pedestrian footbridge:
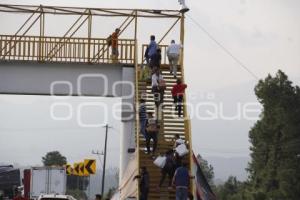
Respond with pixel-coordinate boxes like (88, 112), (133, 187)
(0, 4), (203, 199)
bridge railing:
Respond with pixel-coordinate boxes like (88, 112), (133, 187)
(0, 34), (135, 64)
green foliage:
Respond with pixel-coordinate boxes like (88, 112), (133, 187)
(216, 176), (251, 200)
(42, 151), (67, 166)
(247, 70), (300, 200)
(66, 189), (87, 200)
(216, 70), (300, 200)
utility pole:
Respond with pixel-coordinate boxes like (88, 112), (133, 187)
(101, 124), (112, 196)
(92, 150), (103, 196)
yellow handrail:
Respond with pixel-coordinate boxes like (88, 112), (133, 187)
(0, 34), (135, 64)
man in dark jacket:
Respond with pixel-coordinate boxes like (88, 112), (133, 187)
(134, 167), (150, 200)
(172, 162), (190, 200)
(139, 99), (147, 138)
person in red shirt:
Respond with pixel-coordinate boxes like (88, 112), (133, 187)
(111, 28), (120, 61)
(171, 78), (187, 117)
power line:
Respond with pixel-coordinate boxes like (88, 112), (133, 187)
(186, 13), (259, 80)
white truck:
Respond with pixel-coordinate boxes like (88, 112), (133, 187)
(29, 167), (66, 199)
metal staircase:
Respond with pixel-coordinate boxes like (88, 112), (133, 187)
(136, 64), (192, 200)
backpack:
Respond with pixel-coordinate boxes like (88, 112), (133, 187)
(146, 119), (159, 133)
(159, 79), (166, 91)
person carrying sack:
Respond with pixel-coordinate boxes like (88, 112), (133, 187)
(145, 112), (159, 156)
(158, 149), (176, 190)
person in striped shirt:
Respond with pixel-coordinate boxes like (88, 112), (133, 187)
(139, 99), (147, 138)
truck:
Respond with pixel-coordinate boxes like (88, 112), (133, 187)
(0, 165), (21, 199)
(23, 167), (66, 200)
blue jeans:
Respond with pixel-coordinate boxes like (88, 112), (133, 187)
(140, 119), (147, 138)
(176, 187), (188, 200)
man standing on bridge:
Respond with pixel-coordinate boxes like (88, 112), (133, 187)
(111, 28), (120, 62)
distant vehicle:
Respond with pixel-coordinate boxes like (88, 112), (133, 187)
(23, 167), (66, 200)
(0, 165), (21, 199)
(38, 194), (76, 200)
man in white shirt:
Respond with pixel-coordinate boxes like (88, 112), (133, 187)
(167, 40), (182, 77)
(151, 69), (165, 112)
(151, 69), (163, 88)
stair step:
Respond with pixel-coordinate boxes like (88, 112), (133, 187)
(136, 65), (190, 199)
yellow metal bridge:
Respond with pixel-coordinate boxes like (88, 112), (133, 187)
(0, 4), (193, 199)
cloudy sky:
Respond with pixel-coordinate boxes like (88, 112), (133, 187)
(0, 0), (299, 174)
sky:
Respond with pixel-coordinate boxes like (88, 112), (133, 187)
(0, 0), (300, 175)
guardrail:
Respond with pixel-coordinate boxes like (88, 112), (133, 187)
(0, 35), (135, 64)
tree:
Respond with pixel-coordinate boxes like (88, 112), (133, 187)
(42, 151), (67, 166)
(196, 154), (215, 186)
(247, 70), (300, 200)
(216, 176), (239, 200)
(216, 176), (251, 200)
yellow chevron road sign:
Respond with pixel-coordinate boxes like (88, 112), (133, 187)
(73, 163), (80, 176)
(84, 159), (96, 175)
(79, 162), (86, 176)
(65, 164), (73, 175)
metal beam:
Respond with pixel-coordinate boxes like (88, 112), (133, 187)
(39, 5), (45, 61)
(46, 9), (89, 60)
(0, 6), (40, 55)
(158, 17), (180, 44)
(0, 4), (181, 18)
(87, 10), (92, 63)
(1, 11), (42, 58)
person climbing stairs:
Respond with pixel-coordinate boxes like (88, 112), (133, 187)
(137, 64), (192, 200)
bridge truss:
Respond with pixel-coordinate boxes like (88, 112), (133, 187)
(0, 4), (194, 200)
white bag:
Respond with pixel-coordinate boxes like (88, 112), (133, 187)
(176, 143), (189, 157)
(153, 156), (166, 168)
(175, 138), (185, 146)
